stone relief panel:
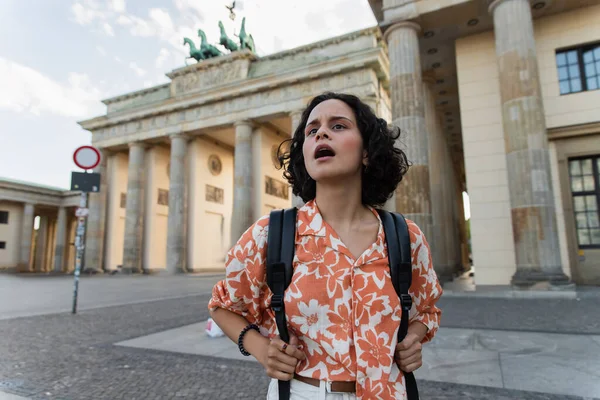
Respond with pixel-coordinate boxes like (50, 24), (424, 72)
(208, 154), (222, 176)
(206, 184), (224, 204)
(265, 176), (289, 200)
(157, 189), (169, 206)
(170, 58), (251, 96)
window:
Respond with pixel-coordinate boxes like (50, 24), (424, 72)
(0, 211), (7, 224)
(0, 241), (5, 249)
(569, 157), (600, 248)
(556, 43), (600, 95)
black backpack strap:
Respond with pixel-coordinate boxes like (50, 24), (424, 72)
(377, 209), (419, 400)
(266, 207), (297, 400)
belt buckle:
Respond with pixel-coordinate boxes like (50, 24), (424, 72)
(326, 381), (335, 393)
(326, 381), (343, 394)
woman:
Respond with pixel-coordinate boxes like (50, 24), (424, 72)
(208, 92), (442, 399)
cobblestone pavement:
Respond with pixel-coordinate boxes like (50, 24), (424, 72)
(1, 285), (599, 399)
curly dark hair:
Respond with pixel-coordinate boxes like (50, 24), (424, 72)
(277, 92), (410, 208)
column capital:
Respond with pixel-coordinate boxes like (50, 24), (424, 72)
(169, 132), (190, 141)
(128, 141), (148, 149)
(234, 119), (254, 129)
(383, 21), (421, 43)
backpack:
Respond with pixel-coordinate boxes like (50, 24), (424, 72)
(266, 207), (419, 400)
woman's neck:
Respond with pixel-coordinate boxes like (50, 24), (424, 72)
(314, 179), (369, 229)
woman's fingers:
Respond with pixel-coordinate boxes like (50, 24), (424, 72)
(270, 337), (306, 361)
(266, 368), (294, 381)
(400, 360), (423, 373)
(397, 352), (421, 367)
(267, 359), (297, 374)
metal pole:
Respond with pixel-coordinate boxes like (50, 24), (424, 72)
(72, 191), (88, 314)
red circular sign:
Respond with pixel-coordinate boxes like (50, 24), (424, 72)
(73, 146), (101, 170)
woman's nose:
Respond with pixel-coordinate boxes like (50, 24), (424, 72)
(315, 129), (329, 140)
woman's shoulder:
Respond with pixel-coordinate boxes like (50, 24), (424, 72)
(233, 214), (271, 252)
(403, 218), (429, 247)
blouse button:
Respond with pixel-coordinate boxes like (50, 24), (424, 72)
(355, 320), (359, 327)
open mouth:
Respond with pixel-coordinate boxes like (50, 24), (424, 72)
(314, 144), (336, 160)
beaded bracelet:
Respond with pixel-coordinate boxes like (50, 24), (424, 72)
(238, 323), (260, 356)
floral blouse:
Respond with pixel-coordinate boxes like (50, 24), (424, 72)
(208, 200), (442, 399)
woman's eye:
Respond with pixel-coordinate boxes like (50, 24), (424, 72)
(332, 124), (345, 130)
(307, 128), (317, 136)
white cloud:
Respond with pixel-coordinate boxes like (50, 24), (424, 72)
(143, 80), (153, 88)
(0, 57), (104, 118)
(102, 22), (115, 36)
(149, 8), (173, 32)
(110, 0), (126, 13)
(129, 62), (146, 77)
(116, 14), (131, 25)
(96, 45), (107, 56)
(71, 1), (101, 25)
(155, 48), (170, 68)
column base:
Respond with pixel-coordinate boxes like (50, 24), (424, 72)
(511, 268), (571, 288)
(435, 265), (455, 284)
(82, 267), (103, 275)
(119, 266), (143, 275)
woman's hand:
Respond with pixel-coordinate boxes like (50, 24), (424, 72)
(394, 332), (423, 373)
(261, 333), (306, 381)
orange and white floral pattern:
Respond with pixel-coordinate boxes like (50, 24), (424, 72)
(209, 200), (442, 399)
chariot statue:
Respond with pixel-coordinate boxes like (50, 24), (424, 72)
(183, 17), (256, 64)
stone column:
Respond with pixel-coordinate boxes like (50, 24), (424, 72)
(122, 142), (147, 273)
(384, 22), (432, 242)
(83, 149), (108, 273)
(19, 203), (35, 272)
(53, 207), (67, 273)
(34, 216), (49, 272)
(290, 110), (305, 208)
(423, 78), (453, 282)
(231, 121), (255, 244)
(489, 0), (569, 286)
(166, 133), (188, 274)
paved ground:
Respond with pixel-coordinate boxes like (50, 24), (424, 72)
(0, 273), (223, 320)
(1, 274), (599, 399)
(117, 321), (600, 398)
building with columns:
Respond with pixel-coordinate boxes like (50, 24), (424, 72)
(0, 179), (80, 273)
(1, 0), (599, 287)
(369, 0), (600, 286)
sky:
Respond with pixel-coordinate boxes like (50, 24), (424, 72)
(0, 0), (377, 189)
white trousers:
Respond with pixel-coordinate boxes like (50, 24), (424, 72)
(267, 378), (357, 400)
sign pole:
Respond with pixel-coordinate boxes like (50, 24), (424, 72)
(70, 145), (102, 315)
(72, 189), (89, 314)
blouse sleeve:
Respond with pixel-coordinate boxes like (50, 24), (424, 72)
(208, 215), (272, 326)
(406, 220), (443, 344)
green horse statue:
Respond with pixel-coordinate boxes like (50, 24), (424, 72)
(183, 18), (257, 65)
(198, 29), (223, 58)
(218, 21), (238, 52)
(238, 17), (255, 53)
(183, 37), (205, 62)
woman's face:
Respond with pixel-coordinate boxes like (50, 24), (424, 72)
(301, 99), (366, 184)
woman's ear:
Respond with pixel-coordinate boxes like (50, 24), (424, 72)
(362, 149), (369, 167)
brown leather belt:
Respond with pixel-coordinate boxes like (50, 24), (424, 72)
(295, 375), (356, 393)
